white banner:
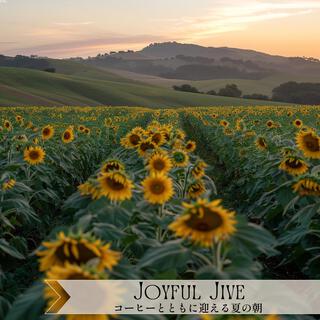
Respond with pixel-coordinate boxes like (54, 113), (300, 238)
(45, 280), (320, 315)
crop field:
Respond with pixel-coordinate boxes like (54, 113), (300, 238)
(1, 105), (320, 320)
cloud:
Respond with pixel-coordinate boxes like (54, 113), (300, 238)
(169, 0), (320, 40)
(53, 21), (95, 26)
(3, 34), (170, 57)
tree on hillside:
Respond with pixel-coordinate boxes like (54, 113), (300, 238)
(243, 93), (269, 100)
(272, 82), (320, 104)
(173, 84), (200, 94)
(218, 84), (242, 98)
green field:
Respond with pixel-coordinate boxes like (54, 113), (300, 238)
(108, 67), (320, 96)
(0, 64), (287, 107)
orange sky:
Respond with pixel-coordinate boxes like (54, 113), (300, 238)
(0, 0), (319, 58)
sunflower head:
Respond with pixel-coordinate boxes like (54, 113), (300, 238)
(220, 120), (229, 127)
(121, 130), (143, 148)
(4, 120), (12, 131)
(185, 140), (196, 153)
(255, 137), (267, 150)
(293, 119), (303, 128)
(78, 125), (85, 132)
(84, 127), (91, 135)
(191, 160), (207, 179)
(266, 120), (275, 128)
(42, 125), (54, 140)
(296, 129), (320, 159)
(187, 180), (206, 199)
(137, 139), (156, 157)
(169, 198), (236, 247)
(15, 115), (23, 122)
(142, 173), (174, 204)
(172, 149), (189, 167)
(147, 153), (172, 174)
(2, 179), (16, 191)
(37, 231), (121, 272)
(78, 180), (102, 200)
(24, 146), (46, 165)
(62, 127), (75, 144)
(101, 160), (125, 174)
(151, 131), (165, 146)
(98, 171), (133, 202)
(292, 175), (320, 197)
(279, 156), (309, 176)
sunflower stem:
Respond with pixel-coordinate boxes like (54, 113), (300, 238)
(215, 241), (223, 272)
(182, 165), (192, 198)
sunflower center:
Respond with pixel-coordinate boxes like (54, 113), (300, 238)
(140, 142), (154, 152)
(303, 134), (320, 152)
(29, 150), (40, 160)
(129, 134), (140, 145)
(152, 133), (162, 144)
(153, 159), (165, 171)
(173, 152), (185, 163)
(286, 159), (303, 169)
(106, 177), (125, 190)
(56, 243), (98, 264)
(43, 128), (50, 136)
(64, 131), (71, 140)
(186, 208), (223, 232)
(150, 181), (165, 194)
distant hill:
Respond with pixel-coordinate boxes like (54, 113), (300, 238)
(84, 42), (320, 81)
(0, 66), (285, 107)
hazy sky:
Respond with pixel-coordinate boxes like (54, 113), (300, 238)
(1, 0), (320, 58)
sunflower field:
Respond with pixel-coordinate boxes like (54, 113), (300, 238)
(0, 105), (319, 320)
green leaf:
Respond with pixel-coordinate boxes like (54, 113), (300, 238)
(0, 239), (25, 260)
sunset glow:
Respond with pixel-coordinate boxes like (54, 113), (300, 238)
(0, 0), (319, 58)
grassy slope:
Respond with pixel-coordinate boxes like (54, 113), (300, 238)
(0, 65), (287, 107)
(106, 68), (320, 96)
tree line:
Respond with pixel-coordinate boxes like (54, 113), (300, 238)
(173, 82), (320, 104)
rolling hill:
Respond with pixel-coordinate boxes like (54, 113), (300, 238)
(0, 65), (285, 107)
(84, 42), (320, 96)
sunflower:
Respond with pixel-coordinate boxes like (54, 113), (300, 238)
(4, 120), (12, 131)
(121, 130), (142, 148)
(37, 232), (121, 272)
(266, 120), (275, 128)
(142, 173), (174, 204)
(219, 120), (229, 127)
(172, 149), (189, 167)
(169, 198), (236, 247)
(78, 180), (102, 200)
(101, 160), (124, 174)
(84, 127), (91, 135)
(296, 129), (320, 159)
(151, 131), (165, 146)
(187, 180), (206, 199)
(279, 156), (308, 176)
(15, 115), (23, 122)
(293, 119), (303, 128)
(78, 125), (85, 132)
(137, 139), (156, 157)
(42, 125), (54, 140)
(176, 129), (186, 140)
(13, 134), (28, 143)
(185, 140), (196, 153)
(147, 153), (172, 174)
(292, 176), (320, 197)
(191, 160), (208, 179)
(62, 127), (75, 144)
(2, 179), (16, 191)
(98, 172), (133, 201)
(24, 146), (46, 165)
(255, 137), (267, 150)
